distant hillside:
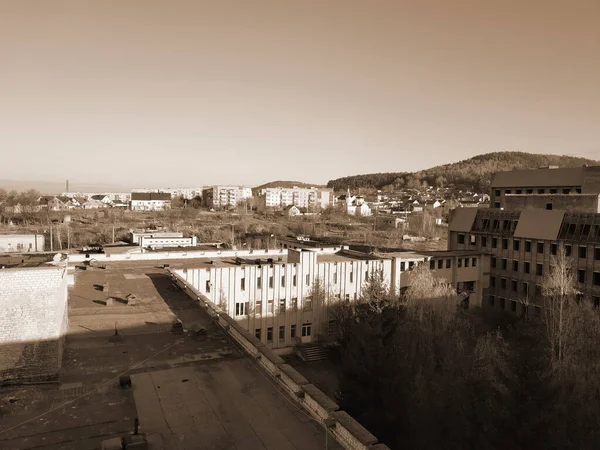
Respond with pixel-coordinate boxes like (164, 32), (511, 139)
(252, 180), (324, 194)
(327, 152), (600, 192)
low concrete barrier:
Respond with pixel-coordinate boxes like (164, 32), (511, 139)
(170, 269), (389, 450)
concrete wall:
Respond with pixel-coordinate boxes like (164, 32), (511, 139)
(0, 234), (45, 253)
(170, 270), (390, 450)
(504, 194), (600, 213)
(0, 263), (68, 382)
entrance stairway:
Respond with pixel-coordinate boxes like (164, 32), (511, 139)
(296, 343), (329, 362)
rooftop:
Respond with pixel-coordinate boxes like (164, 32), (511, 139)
(0, 253), (62, 269)
(491, 166), (588, 188)
(0, 259), (337, 449)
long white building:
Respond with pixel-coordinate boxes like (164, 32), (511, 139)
(171, 246), (489, 351)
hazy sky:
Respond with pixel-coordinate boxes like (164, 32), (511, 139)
(1, 0), (599, 188)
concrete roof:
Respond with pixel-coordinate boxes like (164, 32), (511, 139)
(491, 167), (585, 188)
(448, 208), (478, 232)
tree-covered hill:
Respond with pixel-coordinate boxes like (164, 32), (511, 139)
(327, 152), (599, 192)
(252, 180), (324, 195)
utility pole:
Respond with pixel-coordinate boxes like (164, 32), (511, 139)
(67, 223), (70, 250)
(49, 222), (53, 252)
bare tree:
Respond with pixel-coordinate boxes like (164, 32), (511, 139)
(541, 246), (580, 374)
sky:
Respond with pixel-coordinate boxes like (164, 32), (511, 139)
(1, 0), (599, 189)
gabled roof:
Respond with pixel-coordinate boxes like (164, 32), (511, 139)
(513, 209), (565, 241)
(491, 167), (585, 188)
(448, 208), (478, 232)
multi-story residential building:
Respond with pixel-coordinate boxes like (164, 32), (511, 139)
(261, 187), (333, 210)
(490, 165), (600, 209)
(448, 206), (600, 315)
(171, 246), (488, 350)
(0, 234), (45, 253)
(202, 186), (252, 208)
(130, 192), (171, 211)
(131, 188), (204, 200)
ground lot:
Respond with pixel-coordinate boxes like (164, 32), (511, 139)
(0, 260), (338, 450)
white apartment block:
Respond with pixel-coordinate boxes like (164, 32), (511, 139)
(203, 186), (252, 208)
(131, 188), (204, 200)
(262, 187), (333, 210)
(172, 247), (488, 350)
(130, 192), (172, 211)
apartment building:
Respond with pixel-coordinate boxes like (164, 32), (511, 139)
(172, 246), (487, 350)
(448, 207), (600, 315)
(0, 234), (45, 253)
(130, 192), (171, 211)
(131, 188), (204, 200)
(261, 187), (333, 210)
(203, 186), (252, 208)
(490, 165), (600, 209)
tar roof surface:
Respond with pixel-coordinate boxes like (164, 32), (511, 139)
(491, 167), (585, 188)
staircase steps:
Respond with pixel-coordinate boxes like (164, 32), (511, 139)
(297, 343), (329, 362)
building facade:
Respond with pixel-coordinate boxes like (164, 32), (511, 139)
(203, 186), (252, 208)
(261, 187), (333, 210)
(130, 192), (172, 211)
(0, 234), (45, 253)
(448, 207), (600, 315)
(172, 246), (487, 350)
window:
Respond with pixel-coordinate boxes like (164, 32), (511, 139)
(257, 276), (262, 289)
(501, 278), (507, 289)
(291, 324), (297, 338)
(594, 272), (600, 286)
(472, 258), (477, 267)
(457, 233), (465, 244)
(537, 242), (544, 254)
(579, 246), (587, 259)
(481, 236), (487, 247)
(446, 259), (451, 268)
(562, 188), (570, 194)
(458, 258), (462, 268)
(546, 203), (552, 210)
(513, 260), (519, 272)
(502, 238), (508, 250)
(268, 276), (273, 288)
(524, 262), (530, 274)
(511, 279), (518, 291)
(511, 300), (517, 312)
(538, 188), (545, 194)
(593, 297), (600, 309)
(345, 294), (350, 303)
(281, 275), (286, 287)
(551, 243), (558, 255)
(267, 300), (274, 314)
(255, 301), (262, 314)
(350, 271), (354, 283)
(502, 259), (507, 270)
(492, 238), (498, 249)
(489, 295), (495, 307)
(291, 297), (298, 311)
(526, 189), (533, 194)
(495, 189), (501, 197)
(499, 297), (506, 309)
(523, 282), (529, 294)
(596, 247), (600, 261)
(279, 326), (285, 341)
(513, 240), (520, 251)
(235, 302), (249, 316)
(267, 327), (273, 342)
(333, 272), (337, 284)
(205, 280), (211, 293)
(470, 235), (476, 246)
(305, 274), (310, 286)
(304, 297), (313, 311)
(430, 260), (435, 270)
(535, 284), (542, 296)
(400, 262), (406, 271)
(565, 245), (572, 257)
(464, 258), (470, 268)
(293, 274), (297, 286)
(241, 278), (245, 291)
(490, 276), (496, 287)
(505, 189), (512, 195)
(516, 189), (522, 194)
(438, 259), (443, 269)
(255, 328), (261, 339)
(301, 324), (312, 337)
(536, 264), (543, 276)
(525, 241), (531, 252)
(578, 269), (586, 283)
(494, 202), (501, 209)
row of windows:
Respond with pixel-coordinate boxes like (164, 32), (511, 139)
(428, 257), (478, 270)
(491, 258), (543, 276)
(488, 295), (542, 314)
(494, 187), (581, 196)
(254, 324), (312, 342)
(236, 297), (313, 316)
(490, 271), (600, 292)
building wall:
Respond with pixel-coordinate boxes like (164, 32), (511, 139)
(449, 220), (600, 315)
(504, 194), (600, 213)
(490, 186), (583, 209)
(0, 264), (69, 382)
(0, 235), (45, 253)
(140, 236), (198, 248)
(130, 200), (171, 211)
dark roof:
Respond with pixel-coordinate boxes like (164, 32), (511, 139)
(491, 167), (585, 188)
(91, 194), (108, 200)
(131, 192), (171, 201)
(448, 208), (478, 232)
(513, 209), (565, 241)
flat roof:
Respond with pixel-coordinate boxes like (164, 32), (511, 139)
(514, 209), (566, 241)
(491, 167), (586, 188)
(0, 253), (60, 268)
